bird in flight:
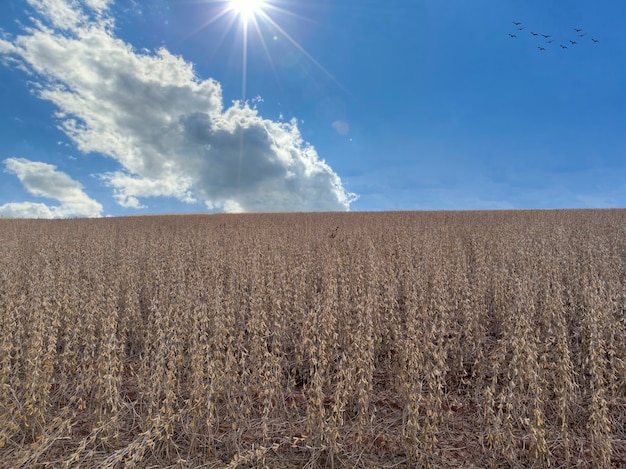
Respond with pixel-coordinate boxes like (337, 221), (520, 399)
(592, 38), (600, 43)
(569, 40), (577, 45)
(578, 34), (586, 37)
(546, 40), (554, 44)
(531, 32), (539, 36)
(538, 46), (546, 51)
(513, 21), (522, 26)
(560, 44), (568, 49)
(542, 34), (550, 38)
(574, 28), (583, 32)
(518, 27), (526, 30)
(509, 33), (517, 38)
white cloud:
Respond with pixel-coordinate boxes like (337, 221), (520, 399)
(25, 0), (112, 31)
(0, 202), (57, 219)
(1, 0), (357, 213)
(0, 39), (17, 55)
(103, 172), (196, 208)
(82, 0), (112, 12)
(1, 157), (103, 218)
(26, 0), (87, 31)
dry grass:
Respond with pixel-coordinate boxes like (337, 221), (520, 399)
(0, 209), (625, 468)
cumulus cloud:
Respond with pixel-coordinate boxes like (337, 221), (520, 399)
(25, 0), (112, 31)
(0, 0), (357, 213)
(0, 158), (103, 218)
(0, 39), (17, 55)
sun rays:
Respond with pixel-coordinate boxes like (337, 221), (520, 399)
(192, 0), (346, 101)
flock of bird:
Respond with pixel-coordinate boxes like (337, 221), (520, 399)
(509, 21), (600, 51)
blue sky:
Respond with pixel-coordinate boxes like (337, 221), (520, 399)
(0, 0), (624, 217)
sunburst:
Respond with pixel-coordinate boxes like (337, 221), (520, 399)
(192, 0), (346, 101)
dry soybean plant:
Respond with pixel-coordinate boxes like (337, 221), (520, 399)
(0, 209), (625, 468)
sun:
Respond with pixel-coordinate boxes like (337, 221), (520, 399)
(229, 0), (266, 19)
(194, 0), (346, 102)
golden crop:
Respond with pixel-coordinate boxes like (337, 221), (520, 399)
(0, 210), (624, 468)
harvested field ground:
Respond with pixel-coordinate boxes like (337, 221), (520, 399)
(0, 209), (625, 468)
